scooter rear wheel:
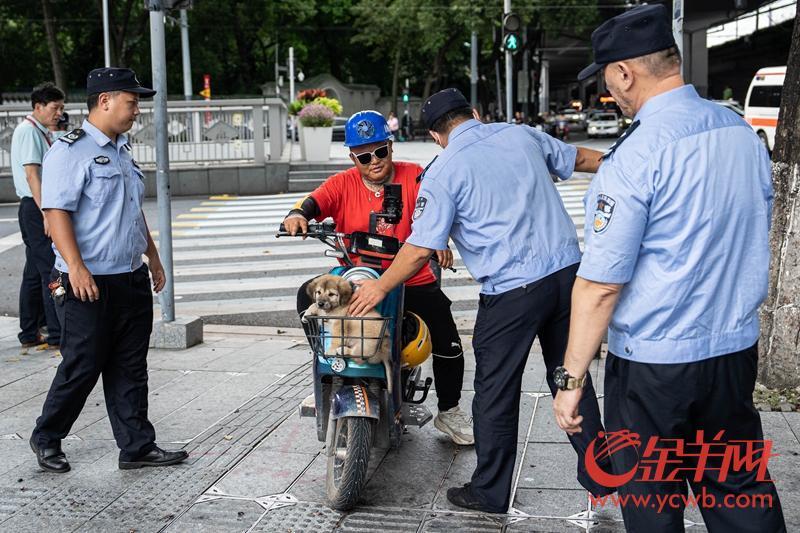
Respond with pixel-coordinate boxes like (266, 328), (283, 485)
(326, 416), (373, 510)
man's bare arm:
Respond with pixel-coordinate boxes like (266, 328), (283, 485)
(574, 147), (604, 173)
(24, 164), (43, 207)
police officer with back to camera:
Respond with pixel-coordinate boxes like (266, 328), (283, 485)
(552, 5), (786, 531)
(349, 88), (614, 512)
(30, 68), (188, 473)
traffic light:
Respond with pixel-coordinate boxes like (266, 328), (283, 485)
(402, 88), (409, 103)
(502, 13), (522, 54)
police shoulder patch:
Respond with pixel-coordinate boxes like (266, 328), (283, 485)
(93, 155), (110, 165)
(593, 194), (616, 234)
(413, 196), (428, 220)
(58, 128), (85, 145)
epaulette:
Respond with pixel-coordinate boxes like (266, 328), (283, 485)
(417, 155), (438, 183)
(58, 128), (85, 145)
(600, 120), (640, 160)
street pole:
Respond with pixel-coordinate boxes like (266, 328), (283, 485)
(504, 0), (513, 123)
(102, 0), (111, 67)
(470, 31), (478, 110)
(180, 9), (192, 101)
(289, 46), (296, 144)
(148, 4), (175, 323)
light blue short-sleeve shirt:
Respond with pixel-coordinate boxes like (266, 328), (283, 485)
(578, 85), (773, 364)
(41, 119), (149, 275)
(407, 119), (581, 294)
(10, 116), (52, 198)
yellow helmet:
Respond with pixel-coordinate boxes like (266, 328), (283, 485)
(401, 312), (432, 368)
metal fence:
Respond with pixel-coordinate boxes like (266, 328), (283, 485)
(0, 98), (287, 172)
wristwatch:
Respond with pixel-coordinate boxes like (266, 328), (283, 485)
(553, 366), (586, 391)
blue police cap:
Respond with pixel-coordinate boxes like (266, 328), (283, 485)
(86, 68), (156, 97)
(421, 88), (470, 130)
(578, 4), (676, 81)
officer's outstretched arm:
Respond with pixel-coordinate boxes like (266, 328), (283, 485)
(574, 147), (604, 173)
(43, 209), (100, 302)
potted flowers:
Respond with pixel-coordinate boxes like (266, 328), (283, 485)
(289, 89), (343, 161)
(298, 103), (335, 162)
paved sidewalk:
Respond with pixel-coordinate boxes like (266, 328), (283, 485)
(0, 317), (797, 532)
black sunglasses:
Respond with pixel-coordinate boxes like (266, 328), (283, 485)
(352, 144), (390, 165)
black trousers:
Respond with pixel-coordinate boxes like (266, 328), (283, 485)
(33, 265), (157, 461)
(18, 197), (60, 345)
(470, 263), (609, 512)
(604, 345), (786, 532)
(296, 279), (465, 411)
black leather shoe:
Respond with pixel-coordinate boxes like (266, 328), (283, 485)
(446, 483), (503, 513)
(29, 436), (70, 473)
(119, 446), (188, 470)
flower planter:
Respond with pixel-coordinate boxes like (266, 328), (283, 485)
(297, 122), (306, 160)
(302, 126), (332, 162)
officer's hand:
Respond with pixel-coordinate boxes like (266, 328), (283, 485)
(148, 255), (166, 293)
(284, 215), (308, 240)
(553, 388), (584, 435)
(435, 249), (453, 270)
(348, 279), (387, 316)
(70, 263), (100, 303)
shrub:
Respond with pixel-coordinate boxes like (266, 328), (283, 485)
(312, 96), (343, 116)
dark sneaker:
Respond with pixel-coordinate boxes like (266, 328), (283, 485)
(446, 483), (504, 513)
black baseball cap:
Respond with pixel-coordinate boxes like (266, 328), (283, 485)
(577, 4), (676, 81)
(421, 88), (470, 130)
(86, 67), (156, 97)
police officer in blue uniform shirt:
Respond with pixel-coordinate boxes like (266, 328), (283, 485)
(552, 5), (786, 532)
(30, 68), (188, 473)
(350, 88), (613, 512)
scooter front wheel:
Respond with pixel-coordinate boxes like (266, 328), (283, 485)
(326, 416), (373, 510)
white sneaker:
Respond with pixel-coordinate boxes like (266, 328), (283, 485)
(434, 406), (475, 445)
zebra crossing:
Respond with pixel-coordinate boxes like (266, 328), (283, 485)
(154, 177), (593, 329)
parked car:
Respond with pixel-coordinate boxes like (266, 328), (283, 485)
(744, 66), (785, 152)
(712, 99), (745, 118)
(556, 108), (586, 131)
(586, 112), (620, 138)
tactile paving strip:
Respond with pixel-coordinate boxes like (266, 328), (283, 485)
(421, 511), (504, 532)
(0, 487), (48, 521)
(334, 507), (425, 531)
(250, 502), (343, 532)
(14, 486), (117, 521)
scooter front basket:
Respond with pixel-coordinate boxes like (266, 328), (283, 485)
(304, 315), (391, 360)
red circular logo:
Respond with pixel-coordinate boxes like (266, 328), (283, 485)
(585, 430), (641, 488)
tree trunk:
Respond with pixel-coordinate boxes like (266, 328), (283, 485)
(758, 2), (800, 389)
(40, 0), (65, 90)
(420, 32), (461, 120)
(390, 47), (401, 114)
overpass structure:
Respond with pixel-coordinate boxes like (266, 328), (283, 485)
(539, 0), (774, 109)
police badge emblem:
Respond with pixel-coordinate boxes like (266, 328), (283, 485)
(93, 155), (110, 165)
(593, 194), (616, 233)
(413, 197), (427, 220)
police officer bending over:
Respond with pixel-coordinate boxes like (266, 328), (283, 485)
(350, 89), (612, 512)
(30, 68), (188, 473)
(553, 6), (786, 531)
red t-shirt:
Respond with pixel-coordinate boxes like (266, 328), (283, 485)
(310, 161), (437, 287)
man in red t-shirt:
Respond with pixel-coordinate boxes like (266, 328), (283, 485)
(284, 110), (472, 445)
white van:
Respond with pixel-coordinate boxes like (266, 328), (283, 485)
(744, 66), (785, 152)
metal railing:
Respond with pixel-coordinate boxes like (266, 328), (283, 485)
(0, 98), (287, 172)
